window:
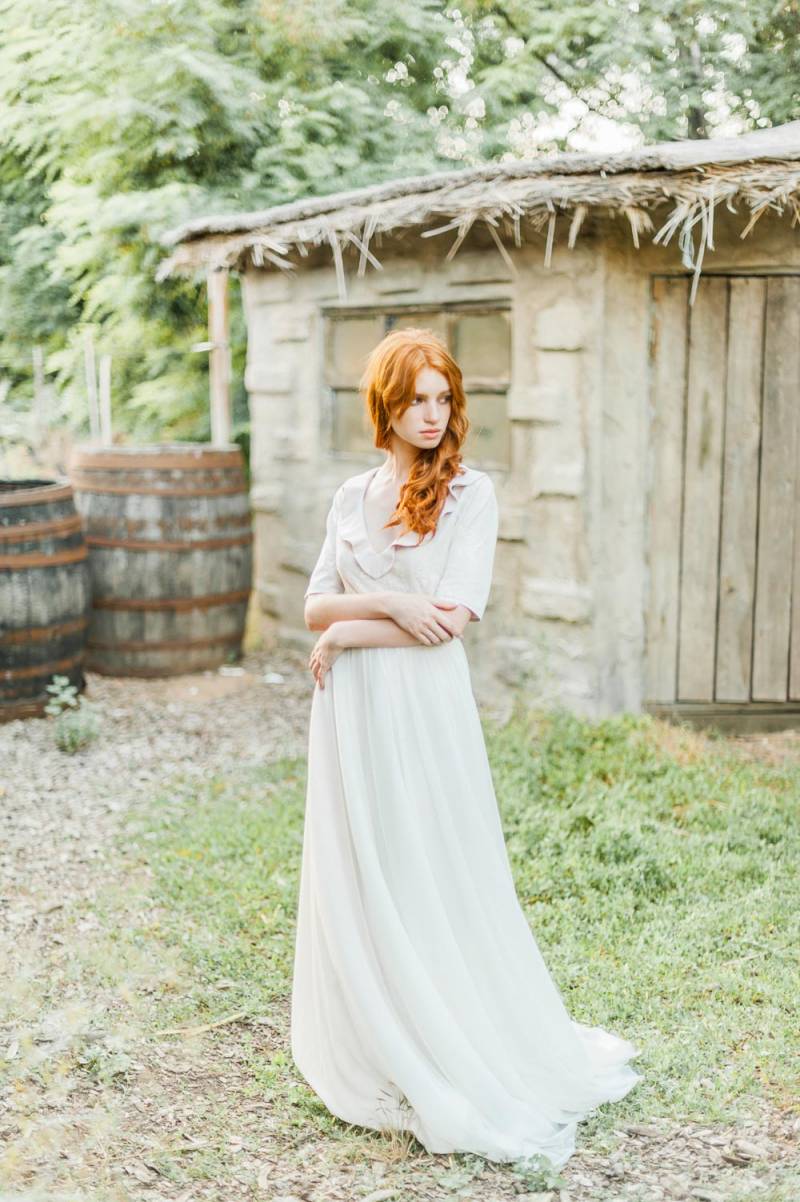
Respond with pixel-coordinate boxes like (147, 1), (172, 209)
(323, 304), (511, 467)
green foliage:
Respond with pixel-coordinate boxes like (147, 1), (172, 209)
(45, 673), (101, 753)
(509, 1151), (567, 1191)
(0, 0), (797, 444)
(43, 674), (80, 716)
(489, 707), (799, 1118)
(128, 761), (307, 1007)
(0, 0), (500, 443)
(467, 1), (800, 145)
(120, 708), (800, 1152)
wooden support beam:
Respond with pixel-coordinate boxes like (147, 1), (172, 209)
(83, 327), (100, 440)
(207, 267), (232, 446)
(99, 353), (112, 445)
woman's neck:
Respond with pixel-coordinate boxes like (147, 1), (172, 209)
(380, 441), (419, 485)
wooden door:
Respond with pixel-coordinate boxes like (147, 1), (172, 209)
(645, 274), (800, 726)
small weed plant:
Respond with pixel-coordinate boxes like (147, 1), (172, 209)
(510, 1152), (567, 1193)
(45, 674), (101, 754)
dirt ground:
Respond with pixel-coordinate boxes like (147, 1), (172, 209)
(1, 648), (798, 1202)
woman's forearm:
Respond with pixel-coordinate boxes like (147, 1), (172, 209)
(304, 591), (396, 630)
(333, 618), (451, 650)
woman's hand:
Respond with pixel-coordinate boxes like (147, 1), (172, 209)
(308, 625), (346, 690)
(383, 594), (462, 645)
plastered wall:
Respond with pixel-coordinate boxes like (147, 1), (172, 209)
(240, 207), (798, 716)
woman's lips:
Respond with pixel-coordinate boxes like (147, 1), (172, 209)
(421, 430), (441, 436)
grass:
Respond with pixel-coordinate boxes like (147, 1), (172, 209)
(121, 706), (798, 1135)
(3, 705), (797, 1199)
(492, 707), (798, 1126)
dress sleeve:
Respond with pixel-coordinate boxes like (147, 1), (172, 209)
(304, 487), (345, 598)
(435, 474), (499, 621)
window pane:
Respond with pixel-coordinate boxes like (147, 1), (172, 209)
(323, 308), (512, 465)
(327, 316), (385, 383)
(332, 389), (374, 454)
(463, 391), (511, 467)
(453, 312), (511, 380)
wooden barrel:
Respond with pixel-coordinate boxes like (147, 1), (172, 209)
(0, 479), (91, 721)
(69, 444), (253, 677)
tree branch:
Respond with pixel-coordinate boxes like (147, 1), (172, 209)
(486, 2), (614, 123)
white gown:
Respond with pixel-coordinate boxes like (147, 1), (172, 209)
(291, 463), (641, 1169)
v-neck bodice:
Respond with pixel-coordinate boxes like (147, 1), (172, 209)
(361, 465), (435, 559)
(342, 463), (482, 580)
(360, 466), (404, 558)
(304, 460), (499, 621)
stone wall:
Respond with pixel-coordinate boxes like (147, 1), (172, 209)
(240, 208), (798, 716)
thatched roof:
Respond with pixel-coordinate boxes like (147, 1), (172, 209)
(157, 121), (800, 300)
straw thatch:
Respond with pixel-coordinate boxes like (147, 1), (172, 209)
(157, 121), (800, 300)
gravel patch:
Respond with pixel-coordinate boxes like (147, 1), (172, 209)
(0, 648), (311, 904)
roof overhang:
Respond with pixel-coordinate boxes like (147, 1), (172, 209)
(156, 121), (800, 300)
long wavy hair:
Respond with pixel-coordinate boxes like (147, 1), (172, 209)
(358, 327), (470, 542)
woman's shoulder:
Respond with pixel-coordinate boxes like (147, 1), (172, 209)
(451, 464), (496, 504)
(329, 467), (374, 507)
(452, 463), (492, 487)
(340, 466), (375, 489)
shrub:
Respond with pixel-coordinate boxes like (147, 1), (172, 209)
(44, 674), (101, 754)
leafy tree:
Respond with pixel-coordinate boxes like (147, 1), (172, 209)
(466, 1), (800, 145)
(0, 0), (797, 444)
(0, 0), (497, 439)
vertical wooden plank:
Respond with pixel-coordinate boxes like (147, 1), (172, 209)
(98, 354), (113, 445)
(754, 277), (800, 698)
(645, 276), (689, 702)
(595, 261), (651, 710)
(208, 267), (232, 446)
(790, 280), (800, 698)
(677, 276), (729, 701)
(715, 278), (765, 700)
(32, 346), (47, 434)
(83, 327), (100, 440)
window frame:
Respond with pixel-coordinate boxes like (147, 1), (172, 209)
(321, 300), (512, 468)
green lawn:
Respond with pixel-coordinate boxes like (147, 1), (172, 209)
(121, 705), (799, 1144)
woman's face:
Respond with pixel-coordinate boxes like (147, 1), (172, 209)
(390, 365), (452, 450)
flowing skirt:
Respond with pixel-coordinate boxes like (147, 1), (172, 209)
(290, 637), (641, 1168)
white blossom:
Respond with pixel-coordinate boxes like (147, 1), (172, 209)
(385, 61), (409, 84)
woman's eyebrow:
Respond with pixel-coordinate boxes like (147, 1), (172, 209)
(416, 389), (453, 398)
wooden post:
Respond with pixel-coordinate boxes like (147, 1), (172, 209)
(32, 346), (47, 435)
(207, 267), (232, 446)
(83, 328), (100, 440)
(99, 354), (112, 444)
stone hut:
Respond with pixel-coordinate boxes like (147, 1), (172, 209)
(158, 121), (800, 731)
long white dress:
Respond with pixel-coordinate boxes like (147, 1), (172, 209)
(291, 463), (642, 1169)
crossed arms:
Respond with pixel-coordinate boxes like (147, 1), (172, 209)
(304, 591), (474, 649)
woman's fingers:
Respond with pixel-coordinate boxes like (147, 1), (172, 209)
(309, 648), (328, 688)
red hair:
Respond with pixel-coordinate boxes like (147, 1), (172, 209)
(358, 327), (470, 542)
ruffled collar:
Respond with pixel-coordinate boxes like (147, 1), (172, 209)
(338, 463), (483, 579)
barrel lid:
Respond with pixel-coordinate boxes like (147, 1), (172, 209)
(0, 478), (73, 507)
(69, 443), (244, 471)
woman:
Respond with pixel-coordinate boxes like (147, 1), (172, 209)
(291, 328), (641, 1169)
